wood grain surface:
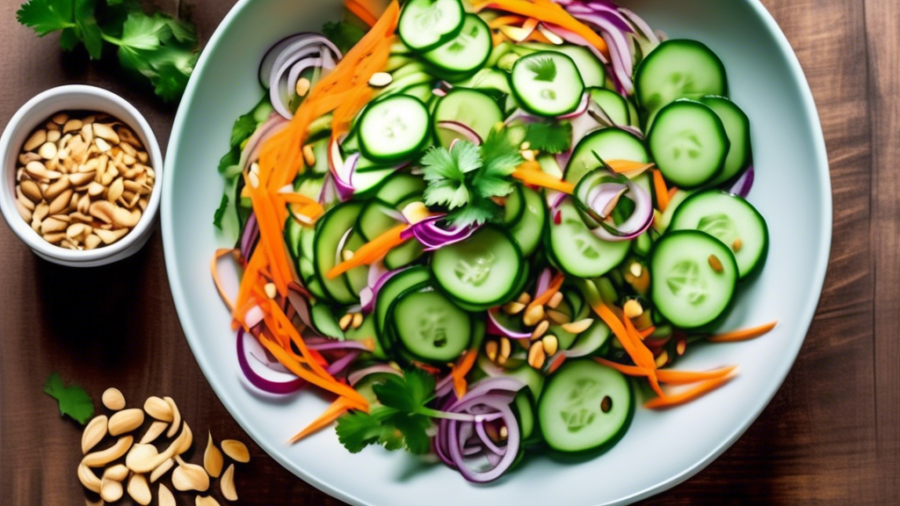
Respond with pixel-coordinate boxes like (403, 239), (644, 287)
(1, 0), (897, 504)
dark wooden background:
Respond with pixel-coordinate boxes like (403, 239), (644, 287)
(1, 0), (897, 504)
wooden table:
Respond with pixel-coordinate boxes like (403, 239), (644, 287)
(1, 0), (897, 504)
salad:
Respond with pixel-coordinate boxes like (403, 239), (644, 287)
(212, 0), (777, 483)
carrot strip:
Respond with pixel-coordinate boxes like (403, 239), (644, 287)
(594, 358), (652, 377)
(212, 249), (239, 310)
(592, 303), (664, 397)
(473, 0), (609, 57)
(656, 366), (738, 385)
(667, 186), (678, 201)
(451, 350), (478, 399)
(527, 272), (565, 313)
(638, 326), (656, 339)
(512, 167), (575, 194)
(245, 178), (292, 295)
(607, 160), (655, 173)
(289, 397), (354, 444)
(489, 15), (527, 28)
(644, 373), (737, 409)
(327, 224), (408, 279)
(652, 169), (669, 212)
(277, 192), (320, 207)
(346, 0), (379, 27)
(708, 321), (778, 343)
(525, 29), (553, 44)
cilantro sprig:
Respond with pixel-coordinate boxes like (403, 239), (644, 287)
(44, 372), (94, 425)
(17, 0), (199, 102)
(336, 369), (440, 455)
(421, 129), (525, 228)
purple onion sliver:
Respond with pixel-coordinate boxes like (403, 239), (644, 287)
(487, 309), (532, 340)
(619, 7), (660, 45)
(475, 421), (507, 456)
(437, 121), (483, 145)
(240, 213), (259, 259)
(730, 166), (755, 198)
(326, 351), (361, 376)
(237, 330), (305, 394)
(559, 93), (591, 119)
(348, 365), (402, 386)
(536, 267), (552, 295)
(287, 288), (314, 329)
(306, 340), (373, 352)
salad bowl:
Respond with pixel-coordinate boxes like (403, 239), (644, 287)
(162, 0), (830, 504)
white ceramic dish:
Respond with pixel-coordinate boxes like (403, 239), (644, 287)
(0, 85), (163, 267)
(163, 1), (831, 504)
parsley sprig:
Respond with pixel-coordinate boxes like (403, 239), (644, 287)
(421, 129), (525, 228)
(336, 369), (440, 455)
(17, 0), (199, 102)
(44, 372), (94, 425)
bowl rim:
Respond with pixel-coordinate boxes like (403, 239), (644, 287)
(162, 0), (833, 504)
(0, 85), (163, 263)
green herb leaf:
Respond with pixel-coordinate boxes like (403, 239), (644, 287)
(218, 147), (241, 175)
(335, 409), (385, 453)
(322, 21), (367, 54)
(523, 121), (573, 154)
(448, 198), (501, 227)
(527, 56), (557, 82)
(17, 0), (74, 36)
(74, 0), (103, 59)
(424, 180), (470, 210)
(43, 372), (94, 425)
(421, 142), (482, 211)
(213, 193), (229, 230)
(373, 368), (435, 412)
(230, 112), (258, 149)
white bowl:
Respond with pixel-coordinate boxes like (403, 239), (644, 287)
(0, 85), (163, 267)
(163, 0), (831, 504)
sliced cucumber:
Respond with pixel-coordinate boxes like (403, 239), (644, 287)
(567, 321), (611, 356)
(342, 230), (369, 296)
(352, 168), (400, 198)
(314, 202), (363, 304)
(514, 390), (537, 441)
(359, 95), (431, 163)
(423, 14), (492, 77)
(511, 51), (585, 117)
(310, 303), (344, 340)
(566, 129), (649, 185)
(432, 226), (522, 309)
(519, 43), (606, 88)
(454, 68), (513, 96)
(391, 288), (472, 363)
(635, 39), (728, 113)
(375, 173), (427, 205)
(648, 100), (729, 188)
(548, 199), (631, 277)
(433, 89), (504, 148)
(701, 96), (752, 186)
(504, 185), (526, 225)
(358, 200), (399, 242)
(670, 190), (768, 279)
(384, 239), (425, 270)
(538, 360), (634, 453)
(398, 0), (465, 52)
(650, 230), (738, 328)
(375, 266), (432, 338)
(476, 354), (545, 398)
(510, 186), (546, 256)
(589, 87), (630, 126)
(345, 313), (387, 359)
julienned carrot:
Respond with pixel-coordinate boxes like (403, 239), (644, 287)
(489, 15), (527, 28)
(345, 0), (379, 27)
(655, 366), (738, 385)
(233, 249), (267, 325)
(244, 175), (292, 295)
(269, 301), (341, 383)
(528, 272), (565, 313)
(667, 186), (678, 201)
(592, 303), (664, 397)
(451, 350), (478, 399)
(327, 223), (409, 279)
(607, 160), (655, 174)
(638, 326), (656, 339)
(652, 169), (669, 212)
(512, 166), (575, 194)
(289, 396), (355, 443)
(594, 357), (651, 377)
(212, 248), (239, 310)
(473, 0), (609, 57)
(708, 321), (778, 343)
(644, 373), (737, 409)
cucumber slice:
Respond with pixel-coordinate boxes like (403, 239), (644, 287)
(454, 68), (513, 96)
(588, 87), (630, 126)
(670, 190), (769, 279)
(519, 43), (606, 88)
(650, 230), (738, 328)
(476, 354), (545, 398)
(510, 186), (546, 256)
(648, 100), (729, 188)
(310, 304), (344, 340)
(375, 266), (432, 338)
(701, 96), (752, 186)
(342, 230), (369, 296)
(514, 390), (536, 441)
(566, 129), (649, 185)
(402, 83), (435, 103)
(635, 39), (728, 113)
(538, 360), (634, 453)
(345, 313), (387, 359)
(511, 51), (585, 117)
(358, 200), (399, 242)
(352, 168), (399, 198)
(375, 173), (427, 205)
(398, 0), (465, 52)
(504, 185), (526, 225)
(567, 321), (611, 357)
(432, 226), (522, 309)
(314, 202), (363, 304)
(391, 288), (472, 363)
(433, 89), (504, 148)
(423, 15), (492, 77)
(548, 199), (631, 278)
(384, 239), (425, 270)
(359, 95), (431, 163)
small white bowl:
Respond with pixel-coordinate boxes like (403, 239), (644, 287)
(0, 85), (163, 267)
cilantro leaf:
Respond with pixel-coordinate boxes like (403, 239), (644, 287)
(527, 56), (557, 82)
(43, 372), (94, 425)
(213, 193), (229, 230)
(448, 198), (501, 227)
(474, 128), (523, 199)
(59, 27), (80, 50)
(335, 410), (385, 453)
(74, 0), (103, 59)
(323, 21), (367, 54)
(421, 142), (482, 210)
(390, 412), (431, 455)
(424, 180), (470, 210)
(373, 368), (435, 412)
(230, 112), (258, 149)
(17, 0), (74, 36)
(523, 121), (573, 154)
(218, 147), (241, 175)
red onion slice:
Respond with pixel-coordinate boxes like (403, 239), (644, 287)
(619, 7), (660, 45)
(487, 309), (532, 340)
(402, 215), (480, 251)
(542, 24), (609, 64)
(239, 213), (259, 260)
(576, 175), (655, 241)
(237, 330), (305, 394)
(730, 166), (755, 198)
(326, 351), (360, 376)
(436, 121), (484, 145)
(536, 267), (552, 295)
(348, 365), (402, 386)
(239, 113), (289, 172)
(444, 396), (520, 483)
(559, 92), (591, 120)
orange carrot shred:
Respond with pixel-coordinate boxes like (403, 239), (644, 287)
(345, 0), (379, 27)
(527, 272), (565, 313)
(667, 186), (678, 201)
(652, 169), (669, 212)
(489, 15), (527, 28)
(512, 166), (575, 194)
(327, 224), (408, 279)
(451, 350), (478, 399)
(289, 397), (354, 443)
(594, 357), (652, 377)
(606, 160), (656, 174)
(708, 321), (778, 343)
(655, 366), (739, 385)
(638, 326), (656, 339)
(644, 373), (737, 409)
(211, 248), (239, 311)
